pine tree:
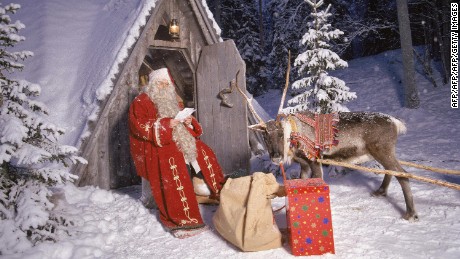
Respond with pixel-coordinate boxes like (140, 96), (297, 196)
(220, 0), (267, 95)
(0, 3), (85, 253)
(287, 0), (356, 114)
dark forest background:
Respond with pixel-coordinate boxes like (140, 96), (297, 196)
(205, 0), (451, 96)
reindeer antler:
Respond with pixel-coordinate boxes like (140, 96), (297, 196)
(232, 70), (266, 126)
(278, 50), (291, 115)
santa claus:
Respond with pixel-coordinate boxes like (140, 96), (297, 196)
(129, 68), (226, 238)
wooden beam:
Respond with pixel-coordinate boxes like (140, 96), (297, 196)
(152, 39), (185, 48)
(188, 0), (220, 45)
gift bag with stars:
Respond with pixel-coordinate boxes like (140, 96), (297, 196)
(285, 178), (335, 256)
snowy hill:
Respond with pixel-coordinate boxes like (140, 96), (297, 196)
(3, 47), (459, 258)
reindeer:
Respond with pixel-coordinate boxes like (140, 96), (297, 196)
(234, 78), (418, 221)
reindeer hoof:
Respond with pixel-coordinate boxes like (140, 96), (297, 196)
(403, 212), (419, 221)
(371, 189), (387, 197)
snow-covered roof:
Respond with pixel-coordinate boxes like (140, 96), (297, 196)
(12, 0), (221, 147)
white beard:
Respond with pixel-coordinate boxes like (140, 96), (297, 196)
(145, 84), (197, 162)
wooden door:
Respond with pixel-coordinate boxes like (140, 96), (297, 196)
(196, 40), (250, 176)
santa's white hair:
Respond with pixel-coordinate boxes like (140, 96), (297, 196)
(148, 67), (174, 87)
(144, 68), (197, 162)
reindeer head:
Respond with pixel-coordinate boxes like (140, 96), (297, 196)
(250, 119), (292, 164)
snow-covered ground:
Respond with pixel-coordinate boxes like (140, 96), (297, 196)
(4, 48), (459, 259)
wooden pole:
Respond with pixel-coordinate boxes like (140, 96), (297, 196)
(278, 50), (291, 114)
(234, 70), (266, 126)
(398, 160), (460, 176)
(317, 158), (460, 191)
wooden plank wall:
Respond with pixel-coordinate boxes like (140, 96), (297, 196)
(196, 40), (250, 176)
(107, 71), (139, 189)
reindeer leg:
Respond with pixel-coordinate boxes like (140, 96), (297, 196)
(309, 161), (324, 179)
(373, 174), (392, 197)
(395, 175), (418, 221)
(293, 156), (311, 179)
(371, 149), (418, 220)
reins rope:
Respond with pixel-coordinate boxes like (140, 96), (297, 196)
(316, 158), (460, 191)
(397, 160), (460, 176)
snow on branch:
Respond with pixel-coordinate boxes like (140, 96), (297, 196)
(286, 0), (356, 114)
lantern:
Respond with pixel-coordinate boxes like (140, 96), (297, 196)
(169, 19), (180, 40)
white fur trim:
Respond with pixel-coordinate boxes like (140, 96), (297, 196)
(154, 119), (163, 147)
(172, 226), (208, 239)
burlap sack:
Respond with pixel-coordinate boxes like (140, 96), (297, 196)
(212, 172), (282, 252)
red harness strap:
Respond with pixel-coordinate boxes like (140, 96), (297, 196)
(290, 132), (320, 160)
(294, 113), (316, 128)
(290, 113), (339, 160)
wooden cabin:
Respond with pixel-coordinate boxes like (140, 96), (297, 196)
(72, 0), (251, 189)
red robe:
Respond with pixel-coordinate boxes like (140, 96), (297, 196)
(129, 93), (225, 230)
